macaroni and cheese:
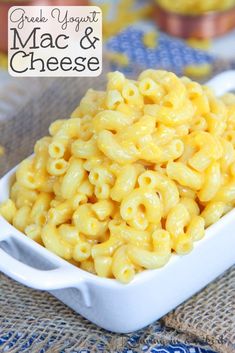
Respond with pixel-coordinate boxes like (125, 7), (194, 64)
(1, 69), (235, 283)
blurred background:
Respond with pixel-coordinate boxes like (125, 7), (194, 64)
(1, 0), (235, 78)
(1, 0), (235, 172)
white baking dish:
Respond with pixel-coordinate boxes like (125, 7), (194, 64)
(0, 71), (235, 334)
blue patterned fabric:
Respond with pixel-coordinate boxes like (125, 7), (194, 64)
(106, 23), (214, 76)
(65, 347), (217, 353)
(0, 330), (218, 353)
(0, 338), (217, 353)
(148, 346), (216, 353)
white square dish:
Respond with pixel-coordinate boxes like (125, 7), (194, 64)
(0, 71), (235, 334)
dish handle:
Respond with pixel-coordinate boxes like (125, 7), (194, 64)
(0, 218), (91, 307)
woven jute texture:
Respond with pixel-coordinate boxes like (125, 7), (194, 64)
(0, 268), (234, 353)
(0, 269), (234, 353)
(164, 265), (235, 353)
(0, 73), (235, 353)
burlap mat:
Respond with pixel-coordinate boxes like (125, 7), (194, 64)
(164, 266), (235, 353)
(0, 73), (234, 353)
(0, 269), (234, 353)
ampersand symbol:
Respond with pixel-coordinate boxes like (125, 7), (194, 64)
(80, 27), (100, 50)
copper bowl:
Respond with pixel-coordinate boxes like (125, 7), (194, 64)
(153, 2), (235, 39)
(0, 0), (89, 53)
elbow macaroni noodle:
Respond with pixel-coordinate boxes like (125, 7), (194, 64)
(1, 69), (235, 283)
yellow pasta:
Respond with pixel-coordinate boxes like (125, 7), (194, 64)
(142, 31), (158, 49)
(25, 224), (42, 244)
(0, 199), (16, 224)
(94, 256), (113, 278)
(2, 69), (235, 283)
(0, 52), (8, 70)
(157, 0), (235, 14)
(187, 38), (211, 51)
(0, 145), (5, 157)
(183, 64), (213, 78)
(106, 52), (129, 67)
